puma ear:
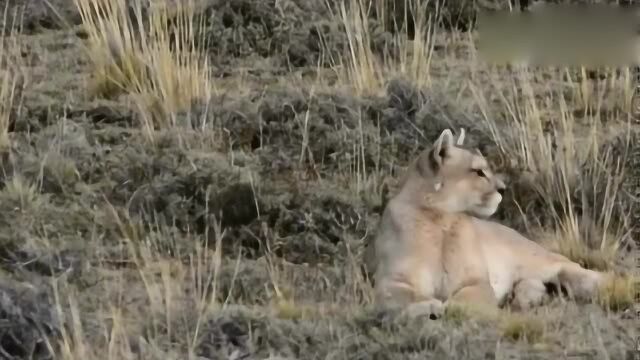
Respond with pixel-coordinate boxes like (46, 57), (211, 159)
(431, 129), (454, 167)
(456, 128), (465, 146)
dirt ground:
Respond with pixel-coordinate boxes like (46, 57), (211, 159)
(0, 0), (638, 359)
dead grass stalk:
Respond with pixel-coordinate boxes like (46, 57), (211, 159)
(0, 3), (25, 151)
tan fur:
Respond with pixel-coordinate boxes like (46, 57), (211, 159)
(364, 129), (609, 318)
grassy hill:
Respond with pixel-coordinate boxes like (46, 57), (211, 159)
(0, 0), (637, 358)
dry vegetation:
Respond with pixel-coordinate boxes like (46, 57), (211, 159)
(0, 0), (637, 359)
(0, 4), (24, 151)
(73, 0), (212, 140)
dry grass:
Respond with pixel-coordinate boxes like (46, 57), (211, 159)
(0, 68), (18, 150)
(499, 312), (546, 343)
(271, 298), (347, 320)
(51, 202), (230, 359)
(73, 0), (212, 138)
(332, 0), (438, 95)
(444, 302), (545, 344)
(444, 301), (501, 325)
(467, 53), (633, 270)
(0, 0), (637, 358)
(0, 3), (25, 151)
(540, 225), (619, 272)
(596, 273), (638, 312)
(0, 175), (43, 213)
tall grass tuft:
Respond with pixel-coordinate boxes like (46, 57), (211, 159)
(73, 0), (212, 138)
(470, 64), (632, 270)
(333, 0), (438, 95)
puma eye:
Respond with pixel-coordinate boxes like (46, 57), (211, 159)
(474, 169), (486, 177)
